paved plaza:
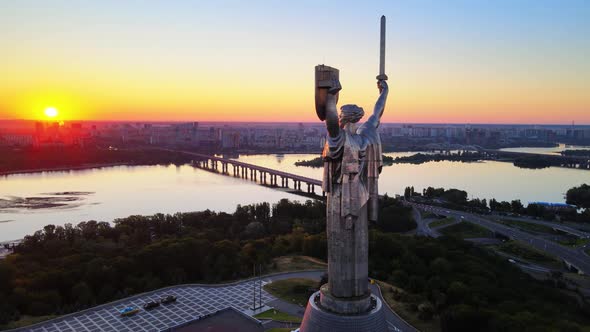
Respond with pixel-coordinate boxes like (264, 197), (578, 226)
(22, 280), (274, 332)
(14, 271), (407, 332)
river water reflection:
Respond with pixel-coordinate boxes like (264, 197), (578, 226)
(0, 152), (588, 241)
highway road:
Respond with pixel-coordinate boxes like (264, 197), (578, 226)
(412, 207), (431, 237)
(411, 203), (590, 275)
(494, 215), (590, 238)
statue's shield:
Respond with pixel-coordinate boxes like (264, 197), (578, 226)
(314, 65), (340, 121)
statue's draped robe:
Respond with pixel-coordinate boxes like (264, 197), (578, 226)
(322, 114), (382, 299)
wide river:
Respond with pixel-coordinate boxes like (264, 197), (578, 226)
(1, 152), (588, 241)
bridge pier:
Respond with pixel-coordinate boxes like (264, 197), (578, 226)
(176, 151), (325, 198)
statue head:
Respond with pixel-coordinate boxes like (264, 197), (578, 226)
(339, 104), (364, 130)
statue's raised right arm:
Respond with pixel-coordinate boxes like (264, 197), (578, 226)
(368, 80), (388, 128)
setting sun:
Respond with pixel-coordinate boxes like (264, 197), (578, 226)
(44, 107), (58, 118)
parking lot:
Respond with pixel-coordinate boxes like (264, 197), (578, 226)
(23, 280), (274, 332)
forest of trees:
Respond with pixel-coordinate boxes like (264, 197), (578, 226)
(561, 150), (590, 157)
(1, 198), (589, 331)
(0, 146), (193, 173)
(512, 155), (554, 169)
(404, 185), (590, 223)
(369, 232), (590, 331)
(393, 151), (484, 165)
(0, 199), (326, 325)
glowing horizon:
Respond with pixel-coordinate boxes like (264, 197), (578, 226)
(0, 1), (588, 124)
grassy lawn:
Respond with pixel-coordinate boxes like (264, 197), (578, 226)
(375, 280), (440, 332)
(421, 211), (437, 219)
(0, 315), (57, 330)
(269, 256), (326, 273)
(497, 241), (561, 267)
(254, 309), (302, 323)
(498, 219), (559, 235)
(585, 248), (590, 256)
(439, 221), (493, 238)
(428, 217), (455, 229)
(557, 237), (590, 247)
(263, 278), (318, 307)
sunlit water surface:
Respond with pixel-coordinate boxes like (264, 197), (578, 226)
(500, 143), (590, 155)
(1, 152), (588, 241)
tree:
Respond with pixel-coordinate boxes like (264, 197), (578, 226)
(377, 199), (416, 233)
(441, 304), (490, 332)
(0, 261), (15, 294)
(244, 221), (265, 239)
(442, 189), (468, 205)
(71, 282), (94, 307)
(510, 200), (524, 213)
(489, 198), (498, 211)
(566, 184), (590, 208)
(404, 186), (412, 198)
(391, 270), (409, 288)
(418, 302), (435, 321)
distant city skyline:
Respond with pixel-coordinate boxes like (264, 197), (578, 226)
(0, 0), (589, 124)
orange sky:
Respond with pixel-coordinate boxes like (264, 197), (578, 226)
(0, 1), (588, 124)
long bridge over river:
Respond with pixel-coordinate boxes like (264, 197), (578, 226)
(170, 150), (324, 197)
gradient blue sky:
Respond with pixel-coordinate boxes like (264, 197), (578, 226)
(0, 0), (588, 123)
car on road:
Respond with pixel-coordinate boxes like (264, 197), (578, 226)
(160, 295), (177, 304)
(143, 301), (160, 310)
(119, 306), (140, 317)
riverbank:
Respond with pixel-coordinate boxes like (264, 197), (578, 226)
(0, 163), (133, 177)
(0, 146), (195, 176)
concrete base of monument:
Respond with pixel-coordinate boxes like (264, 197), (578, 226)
(298, 291), (388, 332)
(319, 284), (372, 314)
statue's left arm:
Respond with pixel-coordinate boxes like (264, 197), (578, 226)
(366, 80), (389, 128)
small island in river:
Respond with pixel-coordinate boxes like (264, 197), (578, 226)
(295, 155), (395, 167)
(294, 152), (484, 167)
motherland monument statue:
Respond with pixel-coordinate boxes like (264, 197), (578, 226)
(298, 16), (390, 332)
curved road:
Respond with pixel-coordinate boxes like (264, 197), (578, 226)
(494, 215), (590, 239)
(411, 203), (590, 275)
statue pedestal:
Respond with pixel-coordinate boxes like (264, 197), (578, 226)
(299, 291), (388, 332)
(319, 284), (372, 315)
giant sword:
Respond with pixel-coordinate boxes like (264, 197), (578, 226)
(376, 15), (388, 81)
